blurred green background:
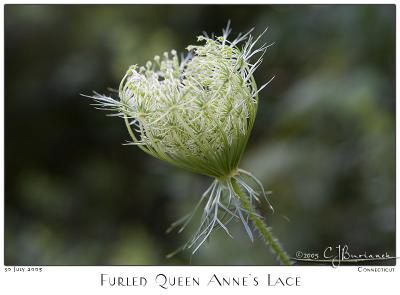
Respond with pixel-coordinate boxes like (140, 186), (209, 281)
(4, 4), (395, 265)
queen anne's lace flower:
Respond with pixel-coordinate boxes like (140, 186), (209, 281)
(86, 24), (291, 264)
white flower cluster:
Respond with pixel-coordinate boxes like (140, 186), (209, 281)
(87, 24), (280, 256)
(91, 24), (272, 179)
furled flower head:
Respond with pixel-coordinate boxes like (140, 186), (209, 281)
(91, 24), (273, 179)
(87, 23), (280, 256)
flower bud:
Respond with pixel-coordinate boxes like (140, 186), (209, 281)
(117, 27), (269, 179)
(87, 24), (276, 255)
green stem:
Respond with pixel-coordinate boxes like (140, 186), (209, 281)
(230, 177), (293, 265)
